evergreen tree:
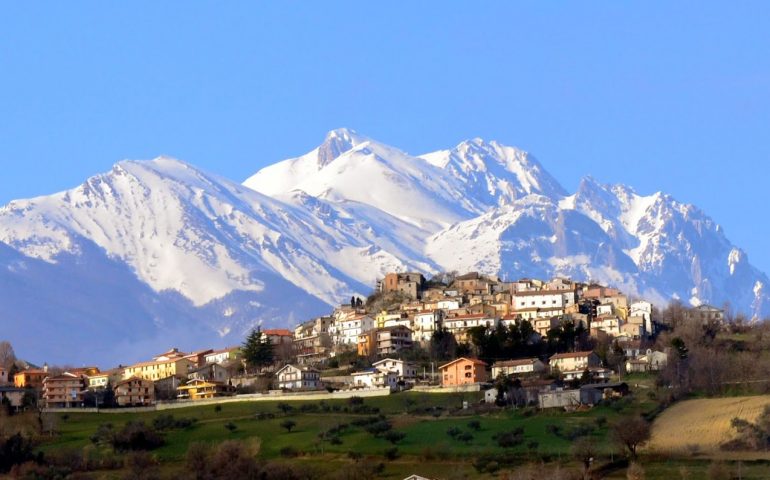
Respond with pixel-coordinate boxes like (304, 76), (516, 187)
(242, 327), (274, 373)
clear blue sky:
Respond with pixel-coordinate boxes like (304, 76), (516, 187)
(1, 2), (769, 271)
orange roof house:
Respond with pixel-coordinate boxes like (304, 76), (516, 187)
(439, 357), (488, 386)
(14, 368), (49, 389)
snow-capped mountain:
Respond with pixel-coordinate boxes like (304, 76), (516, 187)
(1, 128), (767, 365)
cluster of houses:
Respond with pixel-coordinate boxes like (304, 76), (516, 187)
(2, 272), (714, 410)
(294, 273), (666, 365)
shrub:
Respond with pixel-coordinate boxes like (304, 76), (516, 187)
(383, 430), (405, 445)
(152, 414), (197, 431)
(494, 428), (524, 448)
(280, 446), (299, 458)
(363, 420), (392, 437)
(384, 447), (399, 460)
(347, 451), (362, 461)
(348, 396), (364, 406)
(457, 432), (474, 444)
(280, 419), (296, 433)
(123, 451), (159, 480)
(0, 433), (37, 474)
(595, 416), (608, 428)
(446, 426), (462, 438)
(467, 420), (481, 431)
(214, 405), (222, 413)
(224, 422), (238, 433)
(110, 422), (164, 452)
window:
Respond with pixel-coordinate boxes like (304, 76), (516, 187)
(465, 372), (472, 378)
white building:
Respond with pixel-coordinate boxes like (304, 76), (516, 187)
(591, 316), (622, 336)
(275, 364), (321, 390)
(372, 358), (417, 381)
(491, 358), (546, 378)
(413, 310), (442, 342)
(444, 313), (497, 340)
(333, 314), (375, 345)
(350, 369), (399, 390)
(203, 347), (240, 365)
(596, 304), (614, 316)
(629, 301), (653, 334)
(437, 299), (461, 310)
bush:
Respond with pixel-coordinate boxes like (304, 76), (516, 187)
(123, 451), (159, 480)
(467, 420), (481, 431)
(457, 432), (474, 444)
(214, 405), (222, 413)
(363, 420), (392, 437)
(110, 422), (164, 452)
(300, 403), (319, 413)
(224, 422), (238, 433)
(280, 446), (299, 458)
(494, 428), (524, 448)
(383, 430), (405, 445)
(347, 451), (362, 461)
(152, 414), (197, 431)
(384, 447), (399, 460)
(0, 433), (38, 474)
(280, 419), (297, 433)
(595, 416), (607, 428)
(446, 426), (462, 438)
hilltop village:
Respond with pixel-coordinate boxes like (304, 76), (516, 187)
(1, 272), (726, 412)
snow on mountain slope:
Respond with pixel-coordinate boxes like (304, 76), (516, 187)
(243, 128), (368, 196)
(0, 157), (361, 307)
(420, 138), (567, 207)
(2, 128), (769, 365)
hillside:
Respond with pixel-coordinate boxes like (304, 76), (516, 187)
(1, 129), (768, 365)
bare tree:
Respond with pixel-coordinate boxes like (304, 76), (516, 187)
(612, 416), (651, 459)
(571, 436), (597, 479)
(0, 341), (16, 370)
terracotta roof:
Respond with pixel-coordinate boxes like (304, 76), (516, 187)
(438, 357), (488, 369)
(492, 358), (540, 368)
(114, 376), (151, 387)
(549, 351), (596, 360)
(263, 329), (293, 336)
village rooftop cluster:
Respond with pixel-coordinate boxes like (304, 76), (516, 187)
(0, 272), (726, 411)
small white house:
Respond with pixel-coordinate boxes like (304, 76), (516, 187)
(275, 364), (321, 390)
(372, 358), (417, 381)
(350, 369), (399, 390)
(491, 358), (546, 378)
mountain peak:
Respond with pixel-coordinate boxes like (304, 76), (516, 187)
(318, 129), (367, 168)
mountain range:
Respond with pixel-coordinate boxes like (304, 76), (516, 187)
(1, 128), (766, 366)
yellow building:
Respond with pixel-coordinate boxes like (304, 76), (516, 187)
(123, 357), (193, 382)
(357, 330), (376, 357)
(14, 368), (49, 389)
(176, 379), (235, 400)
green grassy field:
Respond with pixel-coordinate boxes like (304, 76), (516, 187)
(21, 385), (770, 479)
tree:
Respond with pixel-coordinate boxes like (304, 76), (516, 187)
(429, 327), (457, 361)
(383, 430), (405, 444)
(571, 436), (597, 480)
(612, 416), (651, 458)
(242, 327), (274, 373)
(280, 419), (296, 433)
(0, 342), (15, 371)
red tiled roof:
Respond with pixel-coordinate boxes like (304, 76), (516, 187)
(263, 329), (292, 336)
(438, 357), (488, 369)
